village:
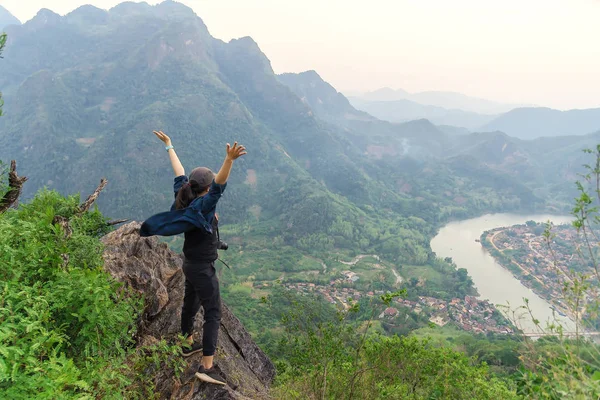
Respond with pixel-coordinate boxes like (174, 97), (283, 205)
(283, 280), (514, 335)
(482, 222), (596, 319)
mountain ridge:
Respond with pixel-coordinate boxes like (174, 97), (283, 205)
(0, 5), (20, 30)
(357, 87), (524, 114)
(348, 97), (497, 130)
(278, 70), (374, 123)
(481, 107), (600, 139)
(277, 70), (600, 207)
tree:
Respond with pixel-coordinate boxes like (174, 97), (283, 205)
(272, 290), (518, 399)
(514, 145), (600, 399)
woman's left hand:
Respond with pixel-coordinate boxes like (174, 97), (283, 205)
(154, 130), (172, 147)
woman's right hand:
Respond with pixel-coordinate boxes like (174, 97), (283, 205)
(226, 142), (247, 161)
(153, 130), (172, 147)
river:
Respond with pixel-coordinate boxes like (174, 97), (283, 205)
(431, 213), (575, 332)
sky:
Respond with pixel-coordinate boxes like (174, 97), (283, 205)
(2, 0), (600, 110)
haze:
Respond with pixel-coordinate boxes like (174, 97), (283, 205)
(2, 0), (599, 110)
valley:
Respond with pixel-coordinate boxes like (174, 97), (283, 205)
(2, 1), (600, 398)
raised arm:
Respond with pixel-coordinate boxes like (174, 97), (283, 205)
(214, 142), (246, 185)
(153, 130), (184, 177)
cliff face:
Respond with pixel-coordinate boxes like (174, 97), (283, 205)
(101, 222), (275, 399)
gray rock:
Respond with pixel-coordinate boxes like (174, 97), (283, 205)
(102, 222), (275, 399)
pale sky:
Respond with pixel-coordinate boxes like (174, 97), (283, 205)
(2, 0), (600, 110)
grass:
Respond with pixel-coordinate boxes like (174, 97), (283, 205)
(402, 264), (443, 285)
(411, 325), (466, 345)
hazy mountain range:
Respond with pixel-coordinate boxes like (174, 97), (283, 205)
(354, 87), (523, 114)
(348, 97), (496, 131)
(350, 88), (600, 139)
(481, 107), (600, 139)
(278, 68), (600, 206)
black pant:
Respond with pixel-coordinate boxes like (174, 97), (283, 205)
(181, 261), (221, 356)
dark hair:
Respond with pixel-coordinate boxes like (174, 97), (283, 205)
(175, 180), (210, 210)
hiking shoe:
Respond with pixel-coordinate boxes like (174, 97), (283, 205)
(195, 365), (226, 386)
(181, 342), (203, 357)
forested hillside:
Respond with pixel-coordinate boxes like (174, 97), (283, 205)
(0, 1), (549, 272)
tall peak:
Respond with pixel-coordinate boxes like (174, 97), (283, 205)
(26, 9), (62, 29)
(0, 5), (21, 29)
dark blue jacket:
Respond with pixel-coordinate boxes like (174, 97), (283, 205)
(140, 175), (227, 237)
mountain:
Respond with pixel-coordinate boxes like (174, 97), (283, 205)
(357, 87), (522, 114)
(481, 107), (600, 139)
(278, 71), (456, 158)
(0, 0), (555, 275)
(348, 97), (497, 130)
(437, 125), (470, 136)
(444, 129), (600, 206)
(278, 70), (374, 123)
(0, 5), (20, 30)
(0, 1), (449, 267)
(278, 71), (557, 214)
(277, 71), (450, 156)
(279, 71), (600, 209)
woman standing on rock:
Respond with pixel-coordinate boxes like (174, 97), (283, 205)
(140, 130), (246, 386)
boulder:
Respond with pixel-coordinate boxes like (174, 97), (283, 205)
(102, 222), (275, 399)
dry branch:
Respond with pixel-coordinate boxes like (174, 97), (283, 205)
(0, 160), (28, 213)
(107, 219), (130, 226)
(78, 178), (107, 214)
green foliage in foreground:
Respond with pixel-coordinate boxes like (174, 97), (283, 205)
(514, 338), (600, 400)
(269, 290), (519, 399)
(0, 191), (183, 399)
(279, 336), (520, 399)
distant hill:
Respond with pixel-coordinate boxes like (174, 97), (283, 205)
(348, 97), (496, 130)
(278, 70), (374, 123)
(480, 107), (600, 139)
(279, 71), (450, 158)
(357, 87), (522, 114)
(437, 125), (470, 136)
(280, 72), (600, 208)
(0, 5), (21, 30)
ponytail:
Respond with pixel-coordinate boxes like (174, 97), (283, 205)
(175, 180), (209, 209)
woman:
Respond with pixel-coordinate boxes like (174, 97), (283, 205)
(140, 130), (246, 386)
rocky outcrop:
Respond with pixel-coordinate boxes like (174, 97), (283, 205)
(102, 222), (275, 399)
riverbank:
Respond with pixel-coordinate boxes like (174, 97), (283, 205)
(431, 213), (575, 332)
(480, 223), (584, 325)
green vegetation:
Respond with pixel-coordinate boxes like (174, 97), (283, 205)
(3, 168), (600, 399)
(270, 290), (519, 399)
(0, 191), (184, 399)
